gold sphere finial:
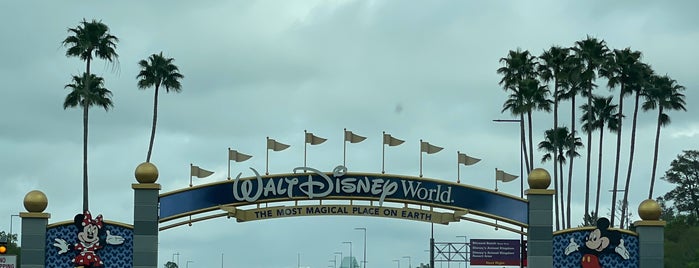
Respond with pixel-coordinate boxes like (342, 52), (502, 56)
(135, 162), (159, 183)
(24, 190), (48, 213)
(638, 199), (661, 220)
(528, 168), (551, 189)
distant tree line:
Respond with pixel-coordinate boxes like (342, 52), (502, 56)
(657, 150), (699, 267)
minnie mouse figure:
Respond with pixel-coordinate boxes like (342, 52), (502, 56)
(564, 217), (630, 268)
(53, 211), (125, 267)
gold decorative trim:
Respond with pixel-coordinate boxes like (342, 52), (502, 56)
(524, 189), (555, 195)
(132, 183), (161, 190)
(553, 226), (638, 236)
(47, 219), (133, 229)
(19, 212), (50, 219)
(633, 220), (666, 227)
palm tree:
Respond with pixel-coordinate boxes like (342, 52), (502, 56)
(642, 75), (686, 199)
(599, 48), (644, 227)
(62, 19), (118, 211)
(563, 128), (584, 228)
(538, 127), (570, 230)
(573, 36), (609, 224)
(538, 46), (571, 130)
(62, 19), (119, 77)
(63, 73), (114, 211)
(581, 95), (619, 220)
(538, 46), (571, 226)
(498, 49), (538, 173)
(558, 56), (584, 227)
(137, 52), (184, 162)
(503, 79), (552, 164)
(555, 57), (583, 228)
(619, 62), (653, 227)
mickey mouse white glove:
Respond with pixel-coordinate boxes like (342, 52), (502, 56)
(53, 238), (69, 254)
(615, 239), (630, 259)
(564, 238), (579, 255)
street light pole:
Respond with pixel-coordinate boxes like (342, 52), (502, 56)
(173, 252), (180, 266)
(354, 227), (367, 268)
(342, 241), (353, 268)
(335, 251), (343, 268)
(493, 119), (525, 268)
(402, 256), (411, 268)
(9, 214), (19, 243)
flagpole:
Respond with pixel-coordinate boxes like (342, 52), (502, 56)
(304, 130), (308, 167)
(266, 137), (270, 175)
(227, 147), (231, 180)
(343, 128), (347, 166)
(382, 131), (386, 174)
(190, 163), (193, 187)
(419, 139), (423, 178)
(457, 151), (461, 183)
(494, 168), (498, 192)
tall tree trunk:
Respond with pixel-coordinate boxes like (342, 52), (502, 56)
(146, 85), (160, 162)
(553, 84), (560, 229)
(556, 152), (564, 226)
(560, 149), (566, 229)
(611, 86), (625, 227)
(565, 96), (577, 229)
(594, 128), (604, 220)
(527, 112), (534, 172)
(621, 93), (640, 227)
(83, 105), (89, 212)
(584, 92), (593, 221)
(553, 148), (560, 230)
(520, 115), (530, 174)
(648, 108), (663, 199)
(83, 56), (92, 212)
(584, 91), (594, 228)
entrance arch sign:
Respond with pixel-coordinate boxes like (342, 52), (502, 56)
(159, 165), (528, 227)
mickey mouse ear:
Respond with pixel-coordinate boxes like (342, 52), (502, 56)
(597, 217), (610, 229)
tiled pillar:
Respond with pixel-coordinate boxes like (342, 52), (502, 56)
(19, 190), (50, 268)
(634, 199), (665, 268)
(133, 162), (161, 268)
(525, 168), (553, 268)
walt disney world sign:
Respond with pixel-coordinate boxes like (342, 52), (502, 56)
(158, 165), (528, 227)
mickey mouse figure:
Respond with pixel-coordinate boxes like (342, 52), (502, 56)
(53, 211), (125, 267)
(564, 217), (630, 268)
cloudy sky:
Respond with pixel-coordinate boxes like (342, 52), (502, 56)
(2, 0), (698, 267)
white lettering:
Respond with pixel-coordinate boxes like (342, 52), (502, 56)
(231, 165), (450, 205)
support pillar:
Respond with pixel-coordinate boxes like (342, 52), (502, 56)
(133, 162), (161, 268)
(524, 168), (553, 268)
(19, 190), (50, 268)
(634, 199), (665, 268)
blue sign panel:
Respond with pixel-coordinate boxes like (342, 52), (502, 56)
(159, 166), (528, 224)
(470, 239), (521, 266)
